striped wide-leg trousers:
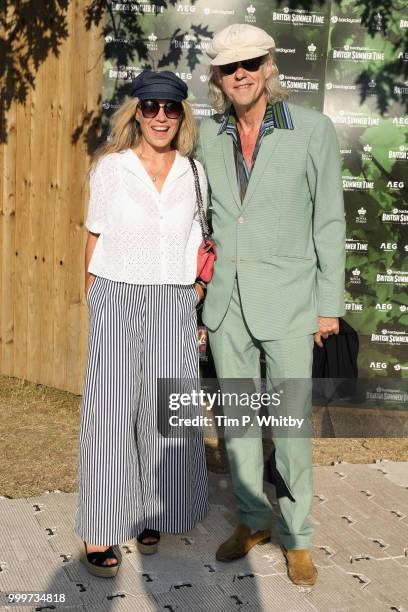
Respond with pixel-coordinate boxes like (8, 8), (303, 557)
(74, 276), (209, 546)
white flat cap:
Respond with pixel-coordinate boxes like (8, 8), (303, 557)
(207, 23), (275, 66)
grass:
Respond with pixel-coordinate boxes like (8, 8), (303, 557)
(0, 375), (407, 498)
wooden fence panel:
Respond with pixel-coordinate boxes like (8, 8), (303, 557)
(0, 1), (104, 394)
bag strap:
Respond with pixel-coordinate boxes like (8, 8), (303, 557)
(188, 157), (210, 243)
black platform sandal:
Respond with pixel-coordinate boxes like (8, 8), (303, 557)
(80, 541), (122, 578)
(136, 528), (160, 555)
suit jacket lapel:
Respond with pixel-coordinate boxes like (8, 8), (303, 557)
(221, 133), (241, 210)
(241, 128), (285, 212)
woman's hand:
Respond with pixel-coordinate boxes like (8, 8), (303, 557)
(85, 273), (96, 299)
(85, 232), (99, 301)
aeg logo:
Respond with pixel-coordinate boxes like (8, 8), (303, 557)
(370, 362), (387, 370)
(176, 3), (196, 12)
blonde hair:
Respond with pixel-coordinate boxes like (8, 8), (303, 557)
(90, 97), (197, 172)
(208, 50), (288, 115)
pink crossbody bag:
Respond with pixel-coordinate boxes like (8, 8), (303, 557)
(188, 157), (217, 283)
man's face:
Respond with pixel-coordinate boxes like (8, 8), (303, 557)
(217, 55), (272, 110)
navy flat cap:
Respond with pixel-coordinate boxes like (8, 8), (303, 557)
(130, 70), (188, 102)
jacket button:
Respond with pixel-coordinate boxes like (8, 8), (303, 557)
(237, 216), (244, 224)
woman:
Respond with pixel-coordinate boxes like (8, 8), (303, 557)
(74, 70), (209, 577)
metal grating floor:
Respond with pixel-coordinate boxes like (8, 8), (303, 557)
(0, 461), (407, 611)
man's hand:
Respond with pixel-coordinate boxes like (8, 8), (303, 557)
(314, 317), (339, 347)
(195, 282), (205, 303)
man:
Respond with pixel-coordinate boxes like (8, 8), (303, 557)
(195, 24), (346, 586)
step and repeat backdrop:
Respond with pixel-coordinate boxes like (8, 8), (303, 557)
(101, 1), (408, 398)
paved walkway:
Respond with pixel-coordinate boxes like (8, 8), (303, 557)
(0, 462), (407, 611)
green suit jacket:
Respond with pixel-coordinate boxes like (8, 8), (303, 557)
(195, 101), (346, 340)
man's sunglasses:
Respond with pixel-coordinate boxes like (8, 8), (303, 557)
(138, 99), (183, 119)
(218, 55), (267, 76)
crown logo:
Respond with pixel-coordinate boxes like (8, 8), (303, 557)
(148, 33), (157, 42)
(358, 207), (366, 215)
(308, 43), (316, 53)
(247, 4), (256, 14)
(368, 79), (376, 88)
(363, 144), (372, 152)
(352, 268), (360, 277)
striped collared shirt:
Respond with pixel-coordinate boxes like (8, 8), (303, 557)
(217, 100), (294, 202)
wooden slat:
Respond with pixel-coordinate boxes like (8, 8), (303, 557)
(38, 47), (60, 386)
(13, 85), (32, 380)
(78, 3), (105, 388)
(52, 2), (74, 391)
(1, 102), (16, 375)
(65, 0), (91, 394)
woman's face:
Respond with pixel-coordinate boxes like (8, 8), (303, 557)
(135, 99), (183, 150)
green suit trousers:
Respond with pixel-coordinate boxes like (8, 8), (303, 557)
(208, 277), (314, 549)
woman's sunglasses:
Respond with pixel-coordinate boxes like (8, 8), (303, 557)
(218, 54), (267, 76)
(138, 99), (183, 119)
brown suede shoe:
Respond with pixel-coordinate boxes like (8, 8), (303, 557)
(216, 524), (271, 561)
(280, 544), (318, 586)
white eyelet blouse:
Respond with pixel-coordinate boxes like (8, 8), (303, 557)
(85, 148), (208, 285)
